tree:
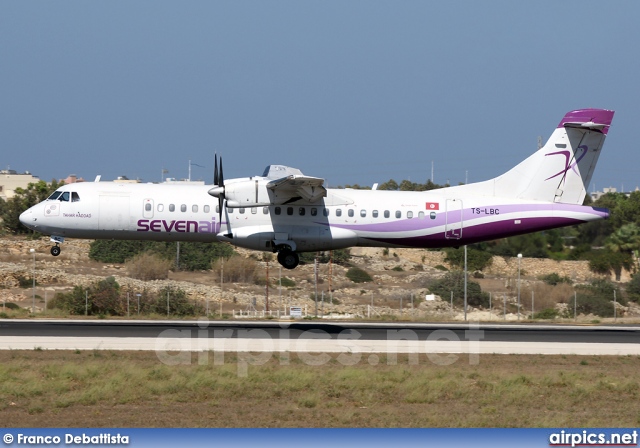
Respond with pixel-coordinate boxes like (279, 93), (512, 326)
(378, 179), (399, 191)
(1, 179), (63, 234)
(605, 223), (640, 270)
(587, 249), (634, 281)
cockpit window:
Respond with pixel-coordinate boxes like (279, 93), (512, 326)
(59, 192), (70, 202)
(48, 191), (62, 200)
(71, 192), (80, 202)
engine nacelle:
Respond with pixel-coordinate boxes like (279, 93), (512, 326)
(210, 179), (272, 207)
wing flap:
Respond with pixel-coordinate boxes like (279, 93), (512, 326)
(267, 175), (327, 203)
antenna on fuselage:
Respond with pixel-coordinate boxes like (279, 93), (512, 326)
(94, 175), (101, 182)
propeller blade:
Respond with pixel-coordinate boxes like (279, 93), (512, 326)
(218, 156), (224, 224)
(219, 156), (224, 187)
(214, 154), (219, 186)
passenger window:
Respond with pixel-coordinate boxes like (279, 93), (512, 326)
(360, 210), (366, 218)
(181, 204), (187, 212)
(158, 204), (164, 212)
(372, 210), (378, 218)
(215, 205), (219, 213)
(228, 207), (234, 214)
(275, 207), (281, 215)
(263, 207), (269, 214)
(407, 211), (413, 219)
(239, 208), (245, 214)
(145, 203), (152, 211)
(71, 192), (80, 202)
(299, 207), (305, 216)
(323, 208), (330, 217)
(48, 191), (62, 200)
(348, 209), (354, 217)
(169, 204), (175, 212)
(287, 207), (293, 216)
(59, 192), (70, 202)
(384, 210), (390, 218)
(418, 211), (425, 219)
(336, 209), (342, 217)
(192, 205), (198, 213)
(395, 211), (401, 218)
(311, 208), (317, 216)
(251, 207), (257, 214)
(204, 205), (210, 213)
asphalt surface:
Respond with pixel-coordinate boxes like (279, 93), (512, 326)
(1, 319), (638, 344)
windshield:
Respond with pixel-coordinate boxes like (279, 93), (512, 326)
(47, 191), (62, 200)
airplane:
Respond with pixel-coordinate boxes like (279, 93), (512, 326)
(19, 108), (614, 270)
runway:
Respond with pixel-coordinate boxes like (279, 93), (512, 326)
(1, 319), (639, 356)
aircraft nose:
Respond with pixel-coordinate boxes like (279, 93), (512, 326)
(19, 208), (34, 228)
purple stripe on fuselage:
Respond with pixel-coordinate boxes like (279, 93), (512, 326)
(324, 204), (607, 234)
(557, 109), (614, 135)
(362, 217), (583, 249)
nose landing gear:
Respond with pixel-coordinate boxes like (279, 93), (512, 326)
(49, 236), (64, 257)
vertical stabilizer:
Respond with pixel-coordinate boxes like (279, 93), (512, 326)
(453, 109), (614, 204)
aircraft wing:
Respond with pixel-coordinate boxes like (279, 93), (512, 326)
(267, 175), (327, 203)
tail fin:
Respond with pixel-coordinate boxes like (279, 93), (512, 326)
(458, 108), (614, 204)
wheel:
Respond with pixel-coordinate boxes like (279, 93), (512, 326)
(277, 250), (299, 270)
(50, 246), (61, 257)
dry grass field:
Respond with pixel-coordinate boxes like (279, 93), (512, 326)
(0, 350), (639, 427)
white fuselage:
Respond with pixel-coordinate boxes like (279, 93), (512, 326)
(19, 180), (608, 252)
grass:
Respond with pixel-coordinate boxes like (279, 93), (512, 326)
(0, 351), (639, 427)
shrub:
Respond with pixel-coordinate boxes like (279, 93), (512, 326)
(572, 279), (624, 317)
(151, 286), (201, 316)
(392, 266), (404, 272)
(428, 270), (490, 307)
(17, 276), (36, 288)
(212, 255), (257, 283)
(300, 249), (352, 266)
(90, 276), (123, 315)
(89, 240), (150, 263)
(434, 264), (449, 271)
(90, 240), (234, 270)
(539, 272), (573, 286)
(444, 247), (493, 271)
(533, 308), (559, 319)
(575, 294), (615, 318)
(278, 277), (296, 287)
(346, 267), (373, 283)
(49, 286), (89, 315)
(126, 252), (173, 281)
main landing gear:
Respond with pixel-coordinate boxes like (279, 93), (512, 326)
(277, 249), (299, 270)
(50, 236), (64, 257)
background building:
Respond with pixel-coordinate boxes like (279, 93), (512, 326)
(0, 169), (40, 200)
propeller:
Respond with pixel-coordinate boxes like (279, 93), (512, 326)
(210, 154), (225, 226)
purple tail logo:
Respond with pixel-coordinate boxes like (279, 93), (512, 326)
(544, 145), (588, 181)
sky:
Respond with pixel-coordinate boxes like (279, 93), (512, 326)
(1, 1), (639, 192)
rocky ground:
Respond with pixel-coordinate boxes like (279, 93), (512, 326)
(0, 235), (638, 322)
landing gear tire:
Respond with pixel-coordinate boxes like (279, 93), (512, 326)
(277, 250), (299, 270)
(50, 246), (61, 257)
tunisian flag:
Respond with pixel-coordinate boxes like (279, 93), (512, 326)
(425, 202), (439, 210)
